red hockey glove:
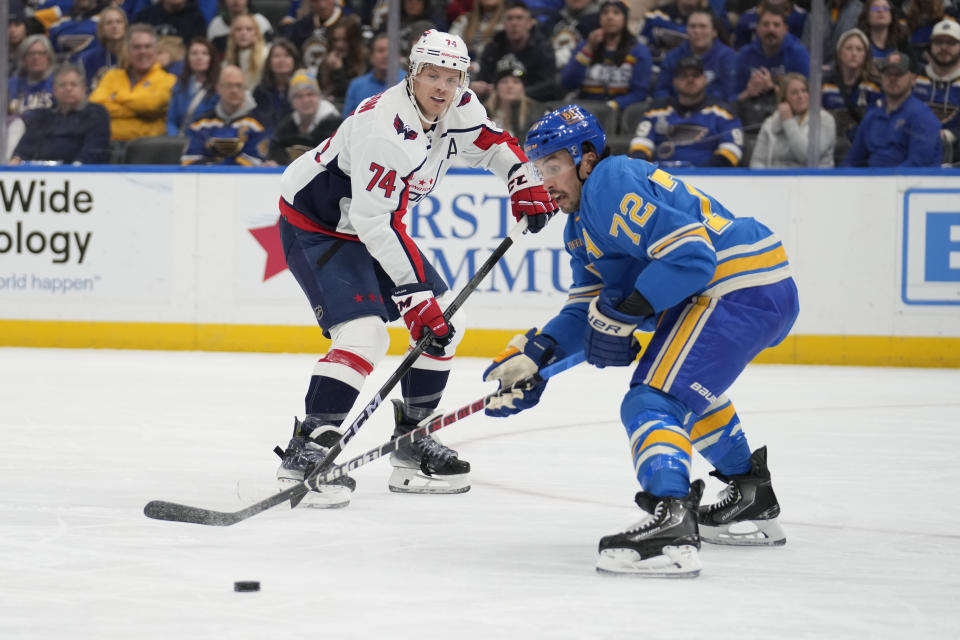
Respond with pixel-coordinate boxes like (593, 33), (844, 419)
(391, 283), (454, 346)
(507, 163), (558, 233)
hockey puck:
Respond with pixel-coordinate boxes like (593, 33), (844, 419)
(234, 581), (260, 592)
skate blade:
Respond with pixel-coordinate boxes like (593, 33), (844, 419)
(596, 545), (702, 578)
(276, 478), (351, 509)
(700, 518), (786, 546)
(387, 467), (470, 495)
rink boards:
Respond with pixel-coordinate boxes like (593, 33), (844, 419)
(1, 165), (958, 367)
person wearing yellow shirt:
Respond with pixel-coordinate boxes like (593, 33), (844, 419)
(90, 24), (177, 141)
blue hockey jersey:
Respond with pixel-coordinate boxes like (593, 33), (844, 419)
(541, 156), (791, 354)
(627, 98), (743, 167)
(913, 69), (960, 142)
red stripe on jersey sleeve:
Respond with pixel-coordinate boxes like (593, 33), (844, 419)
(473, 126), (528, 162)
(321, 349), (374, 376)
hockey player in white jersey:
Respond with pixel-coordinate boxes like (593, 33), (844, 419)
(274, 30), (559, 507)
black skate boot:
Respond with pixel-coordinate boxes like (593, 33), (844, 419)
(388, 399), (471, 494)
(596, 480), (704, 577)
(274, 416), (355, 508)
(699, 446), (786, 546)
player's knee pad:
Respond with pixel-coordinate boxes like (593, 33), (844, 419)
(620, 384), (692, 429)
(328, 315), (390, 368)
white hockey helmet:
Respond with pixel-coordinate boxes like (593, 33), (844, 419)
(406, 29), (471, 122)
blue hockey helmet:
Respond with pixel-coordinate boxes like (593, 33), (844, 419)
(523, 104), (606, 165)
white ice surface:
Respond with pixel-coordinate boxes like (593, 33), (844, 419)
(1, 348), (959, 639)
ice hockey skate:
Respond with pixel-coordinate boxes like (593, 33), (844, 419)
(596, 480), (704, 578)
(699, 446), (786, 546)
(274, 417), (355, 509)
(388, 399), (470, 494)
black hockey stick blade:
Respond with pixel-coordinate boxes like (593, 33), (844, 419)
(144, 483), (308, 526)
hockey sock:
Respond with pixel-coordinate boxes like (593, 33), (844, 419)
(401, 356), (451, 415)
(624, 410), (692, 498)
(689, 399), (751, 476)
(304, 349), (370, 425)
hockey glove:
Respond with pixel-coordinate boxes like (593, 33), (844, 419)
(507, 163), (558, 233)
(584, 290), (652, 368)
(482, 328), (563, 417)
(391, 283), (454, 352)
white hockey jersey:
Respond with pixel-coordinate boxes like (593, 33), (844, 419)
(279, 82), (527, 288)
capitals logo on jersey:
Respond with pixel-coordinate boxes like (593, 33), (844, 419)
(393, 115), (418, 140)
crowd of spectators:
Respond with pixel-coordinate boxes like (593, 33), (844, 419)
(5, 0), (960, 168)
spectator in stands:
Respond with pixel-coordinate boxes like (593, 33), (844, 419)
(450, 0), (506, 65)
(267, 69), (340, 165)
(136, 0), (208, 49)
(48, 0), (100, 56)
(182, 64), (272, 165)
(90, 24), (178, 141)
(751, 72), (836, 167)
(446, 0), (474, 25)
(655, 8), (736, 102)
(9, 35), (57, 116)
(484, 58), (544, 138)
(224, 13), (269, 89)
(914, 19), (960, 163)
(822, 27), (881, 154)
(284, 0), (350, 52)
(628, 55), (743, 167)
(166, 37), (221, 135)
(640, 0), (705, 62)
(856, 0), (910, 61)
(157, 35), (187, 74)
(561, 0), (652, 111)
(845, 51), (942, 166)
(25, 0), (67, 33)
(371, 0), (447, 34)
(208, 0), (274, 53)
(906, 0), (949, 59)
(474, 1), (559, 102)
(802, 0), (862, 69)
(316, 14), (366, 104)
(341, 32), (405, 118)
(76, 6), (128, 89)
(8, 9), (30, 72)
(734, 0), (810, 129)
(9, 64), (110, 165)
(253, 38), (301, 129)
(734, 0), (807, 51)
(542, 0), (600, 70)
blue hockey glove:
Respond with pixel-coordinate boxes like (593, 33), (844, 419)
(483, 328), (562, 417)
(584, 291), (649, 368)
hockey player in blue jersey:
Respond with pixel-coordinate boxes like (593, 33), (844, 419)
(482, 105), (799, 577)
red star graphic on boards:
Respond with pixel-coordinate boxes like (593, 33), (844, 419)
(249, 216), (288, 281)
(419, 179), (426, 185)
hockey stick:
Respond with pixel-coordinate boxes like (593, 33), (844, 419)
(145, 351), (584, 527)
(303, 351), (585, 489)
(144, 218), (531, 526)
